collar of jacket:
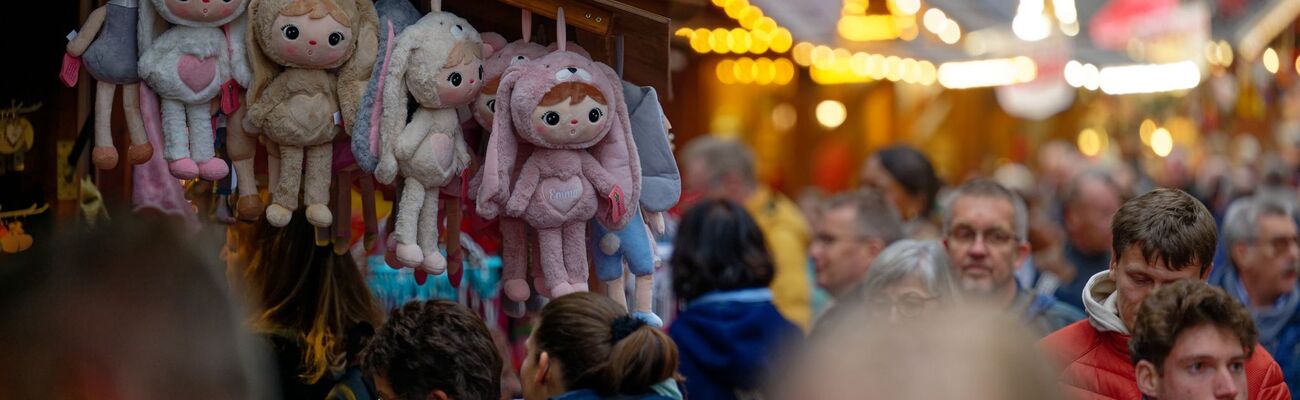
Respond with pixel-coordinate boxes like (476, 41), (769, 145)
(687, 288), (773, 309)
(1083, 270), (1129, 335)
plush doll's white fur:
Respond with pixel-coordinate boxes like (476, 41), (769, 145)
(138, 0), (247, 181)
(372, 0), (490, 274)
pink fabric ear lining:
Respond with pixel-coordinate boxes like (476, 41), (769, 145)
(522, 9), (532, 43)
(368, 18), (396, 159)
(556, 8), (566, 52)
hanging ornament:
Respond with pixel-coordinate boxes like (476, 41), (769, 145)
(0, 101), (40, 174)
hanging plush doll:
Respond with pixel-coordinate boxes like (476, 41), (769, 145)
(372, 0), (489, 274)
(138, 0), (247, 181)
(65, 0), (153, 171)
(351, 0), (421, 173)
(245, 0), (377, 228)
(468, 19), (549, 302)
(589, 81), (678, 326)
(222, 13), (263, 221)
(478, 9), (640, 298)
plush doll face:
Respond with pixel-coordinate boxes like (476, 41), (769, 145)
(530, 78), (609, 146)
(270, 13), (352, 67)
(408, 36), (484, 108)
(163, 0), (246, 23)
(474, 52), (538, 130)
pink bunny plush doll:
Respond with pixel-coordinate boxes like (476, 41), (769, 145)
(478, 22), (641, 298)
(372, 0), (490, 275)
(138, 0), (247, 181)
(245, 0), (378, 228)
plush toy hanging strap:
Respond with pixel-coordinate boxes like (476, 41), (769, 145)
(556, 8), (566, 52)
(431, 0), (442, 12)
(522, 9), (532, 43)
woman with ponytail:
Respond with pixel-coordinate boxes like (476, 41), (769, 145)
(520, 292), (681, 400)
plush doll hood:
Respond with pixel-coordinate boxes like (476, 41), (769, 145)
(483, 40), (548, 88)
(503, 51), (621, 149)
(398, 11), (484, 108)
(149, 0), (247, 27)
(249, 0), (357, 70)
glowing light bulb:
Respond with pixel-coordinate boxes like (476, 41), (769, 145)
(1151, 127), (1173, 157)
(816, 100), (847, 129)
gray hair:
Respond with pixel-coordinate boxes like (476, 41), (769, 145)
(1223, 195), (1295, 249)
(858, 240), (957, 304)
(822, 189), (906, 245)
(941, 180), (1029, 241)
(1061, 168), (1124, 208)
(680, 136), (757, 187)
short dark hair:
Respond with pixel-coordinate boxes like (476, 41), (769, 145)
(874, 146), (942, 216)
(1131, 280), (1257, 369)
(1110, 188), (1217, 273)
(1061, 168), (1124, 208)
(671, 199), (775, 302)
(360, 301), (502, 400)
(821, 188), (905, 245)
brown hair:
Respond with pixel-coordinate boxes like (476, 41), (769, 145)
(443, 40), (483, 68)
(281, 0), (351, 27)
(1130, 280), (1258, 370)
(533, 292), (678, 396)
(232, 212), (380, 384)
(361, 301), (502, 400)
(1110, 188), (1218, 273)
(482, 76), (501, 95)
(539, 81), (608, 106)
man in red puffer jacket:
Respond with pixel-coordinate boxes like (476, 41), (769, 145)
(1039, 188), (1290, 400)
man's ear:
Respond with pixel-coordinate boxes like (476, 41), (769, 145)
(534, 351), (551, 385)
(1136, 360), (1161, 398)
(1015, 240), (1031, 268)
(1231, 243), (1250, 273)
(426, 390), (450, 400)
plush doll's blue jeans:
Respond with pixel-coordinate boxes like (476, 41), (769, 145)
(592, 207), (656, 282)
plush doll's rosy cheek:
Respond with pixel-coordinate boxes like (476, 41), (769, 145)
(531, 81), (610, 146)
(270, 14), (353, 67)
(435, 58), (484, 106)
(164, 0), (245, 23)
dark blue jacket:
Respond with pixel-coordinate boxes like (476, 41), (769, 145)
(668, 289), (801, 400)
(1210, 263), (1300, 389)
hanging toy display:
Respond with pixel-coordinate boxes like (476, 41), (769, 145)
(222, 12), (264, 221)
(370, 0), (491, 275)
(63, 0), (153, 171)
(478, 8), (640, 298)
(137, 0), (248, 181)
(0, 102), (40, 174)
(245, 0), (378, 228)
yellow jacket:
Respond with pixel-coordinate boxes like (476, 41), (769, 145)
(744, 186), (812, 331)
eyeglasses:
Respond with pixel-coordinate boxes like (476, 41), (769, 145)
(1251, 235), (1300, 256)
(946, 226), (1017, 247)
(869, 294), (939, 318)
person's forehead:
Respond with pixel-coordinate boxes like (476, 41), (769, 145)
(1257, 213), (1298, 233)
(950, 195), (1014, 226)
(1078, 178), (1121, 205)
(1118, 248), (1200, 279)
(1168, 324), (1247, 361)
(817, 207), (858, 232)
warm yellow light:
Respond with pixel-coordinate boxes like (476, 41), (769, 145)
(1265, 47), (1280, 74)
(1139, 119), (1156, 145)
(1077, 128), (1102, 157)
(816, 100), (847, 129)
(901, 58), (920, 83)
(1064, 60), (1082, 87)
(1081, 63), (1100, 90)
(770, 29), (793, 53)
(750, 30), (770, 54)
(716, 60), (737, 84)
(793, 42), (815, 66)
(739, 6), (764, 30)
(728, 28), (751, 53)
(755, 57), (775, 84)
(1151, 127), (1173, 157)
(709, 28), (730, 53)
(812, 46), (836, 68)
(1012, 12), (1050, 42)
(939, 20), (961, 44)
(724, 0), (749, 19)
(772, 103), (797, 131)
(1218, 41), (1234, 66)
(885, 56), (904, 81)
(675, 28), (693, 37)
(1012, 56), (1037, 81)
(1098, 61), (1200, 95)
(893, 0), (922, 15)
(937, 57), (1038, 88)
(919, 61), (937, 85)
(843, 0), (868, 15)
(839, 15), (900, 41)
(755, 17), (778, 33)
(1053, 0), (1078, 23)
(712, 0), (731, 7)
(690, 29), (711, 53)
(734, 57), (756, 84)
(923, 9), (947, 33)
(1061, 21), (1079, 36)
(774, 58), (796, 84)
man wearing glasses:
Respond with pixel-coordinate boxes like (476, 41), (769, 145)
(942, 180), (1084, 336)
(1213, 196), (1300, 389)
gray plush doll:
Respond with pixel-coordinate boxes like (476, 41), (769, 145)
(351, 0), (422, 173)
(138, 0), (248, 181)
(66, 0), (153, 171)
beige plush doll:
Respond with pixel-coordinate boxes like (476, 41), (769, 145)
(245, 0), (377, 228)
(371, 0), (490, 274)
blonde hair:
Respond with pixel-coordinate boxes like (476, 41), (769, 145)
(281, 0), (351, 27)
(443, 40), (482, 68)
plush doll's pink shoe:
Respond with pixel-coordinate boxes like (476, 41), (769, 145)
(421, 251), (447, 275)
(92, 146), (119, 170)
(550, 282), (576, 298)
(395, 242), (423, 266)
(384, 235), (404, 270)
(168, 158), (200, 179)
(503, 279), (531, 302)
(198, 158), (229, 181)
(127, 143), (154, 165)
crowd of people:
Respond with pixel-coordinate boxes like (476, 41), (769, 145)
(6, 136), (1300, 400)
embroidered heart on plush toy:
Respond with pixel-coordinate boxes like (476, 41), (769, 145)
(542, 176), (583, 213)
(177, 55), (218, 93)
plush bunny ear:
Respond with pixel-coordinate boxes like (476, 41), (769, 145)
(245, 0), (284, 108)
(482, 32), (508, 54)
(353, 17), (397, 172)
(591, 63), (641, 228)
(376, 30), (417, 174)
(336, 0), (379, 135)
(138, 0), (168, 53)
(477, 65), (525, 218)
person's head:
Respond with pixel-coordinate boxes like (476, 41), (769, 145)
(784, 305), (1063, 400)
(809, 189), (905, 298)
(361, 301), (502, 400)
(671, 199), (775, 302)
(1223, 196), (1300, 306)
(1110, 188), (1218, 331)
(680, 136), (758, 205)
(942, 180), (1030, 302)
(853, 240), (957, 323)
(226, 212), (380, 384)
(1062, 169), (1125, 254)
(521, 292), (678, 400)
(0, 217), (273, 399)
(1131, 281), (1257, 400)
(860, 145), (942, 221)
